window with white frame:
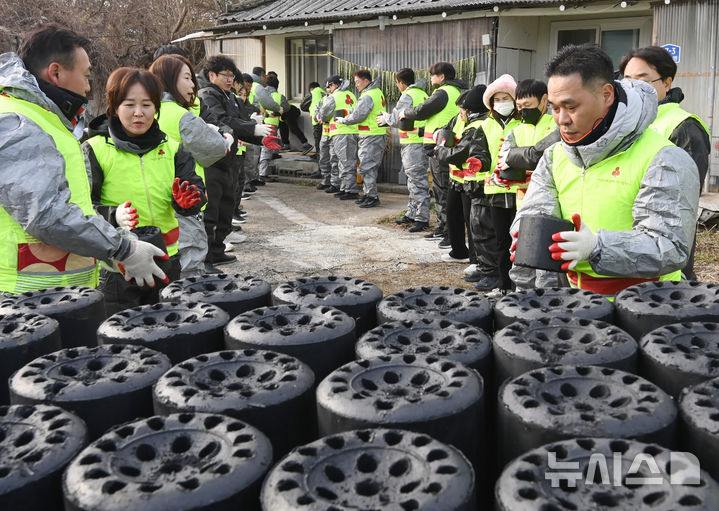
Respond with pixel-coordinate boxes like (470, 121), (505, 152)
(286, 37), (331, 101)
(550, 17), (653, 70)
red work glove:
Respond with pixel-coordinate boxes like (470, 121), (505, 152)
(172, 178), (201, 209)
(509, 227), (519, 262)
(262, 134), (282, 151)
(466, 157), (482, 172)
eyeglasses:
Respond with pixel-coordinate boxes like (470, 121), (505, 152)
(217, 72), (235, 80)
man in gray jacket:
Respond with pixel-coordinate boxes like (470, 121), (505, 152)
(382, 68), (430, 231)
(314, 89), (341, 192)
(247, 66), (285, 185)
(511, 44), (699, 296)
(335, 69), (386, 208)
(0, 24), (167, 293)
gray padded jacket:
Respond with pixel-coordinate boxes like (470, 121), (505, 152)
(512, 79), (699, 279)
(0, 52), (130, 261)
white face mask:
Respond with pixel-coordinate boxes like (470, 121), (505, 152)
(494, 101), (515, 116)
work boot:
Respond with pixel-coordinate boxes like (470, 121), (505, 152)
(474, 275), (500, 291)
(395, 215), (413, 225)
(359, 196), (380, 208)
(316, 183), (330, 190)
(203, 263), (222, 274)
(334, 189), (346, 198)
(325, 185), (340, 193)
(408, 221), (428, 233)
(355, 195), (367, 204)
(301, 143), (313, 155)
(340, 192), (359, 201)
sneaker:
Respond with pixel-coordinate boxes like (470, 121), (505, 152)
(224, 242), (234, 253)
(309, 171), (323, 179)
(203, 263), (222, 274)
(232, 217), (245, 227)
(226, 231), (247, 244)
(437, 238), (451, 249)
(355, 195), (367, 204)
(463, 264), (477, 275)
(241, 193), (252, 200)
(242, 188), (256, 195)
(279, 144), (291, 152)
(424, 229), (443, 240)
(301, 143), (314, 155)
(325, 185), (340, 194)
(245, 183), (257, 193)
(473, 275), (501, 291)
(316, 183), (330, 190)
(231, 225), (243, 233)
(213, 253), (236, 266)
(359, 196), (380, 208)
(408, 221), (428, 233)
(441, 253), (469, 263)
(463, 270), (485, 283)
(395, 215), (413, 225)
(271, 153), (282, 160)
(252, 178), (266, 186)
(334, 190), (346, 198)
(486, 288), (509, 299)
(340, 192), (360, 201)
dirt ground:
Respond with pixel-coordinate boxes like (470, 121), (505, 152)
(224, 181), (719, 294)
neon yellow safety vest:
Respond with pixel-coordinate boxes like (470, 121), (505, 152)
(423, 83), (461, 144)
(512, 113), (556, 203)
(249, 82), (259, 106)
(482, 115), (522, 195)
(309, 87), (325, 126)
(399, 86), (428, 145)
(263, 91), (282, 127)
(449, 118), (485, 183)
(0, 94), (99, 293)
(551, 128), (681, 293)
(158, 99), (206, 182)
(357, 87), (387, 136)
(188, 103), (201, 117)
(329, 89), (359, 136)
(85, 135), (182, 257)
(650, 102), (710, 139)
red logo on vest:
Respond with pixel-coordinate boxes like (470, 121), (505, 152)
(158, 149), (165, 155)
(345, 95), (354, 106)
(612, 167), (620, 176)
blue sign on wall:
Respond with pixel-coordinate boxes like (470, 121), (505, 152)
(661, 44), (681, 63)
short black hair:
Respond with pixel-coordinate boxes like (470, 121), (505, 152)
(353, 69), (372, 81)
(516, 79), (548, 101)
(18, 24), (90, 76)
(234, 69), (243, 82)
(242, 73), (253, 84)
(396, 68), (415, 86)
(205, 55), (236, 75)
(266, 76), (279, 89)
(429, 62), (455, 80)
(545, 44), (614, 87)
(267, 71), (277, 77)
(252, 66), (265, 76)
(153, 44), (188, 61)
(309, 81), (321, 89)
(618, 46), (677, 80)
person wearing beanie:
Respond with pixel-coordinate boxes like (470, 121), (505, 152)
(478, 74), (522, 298)
(435, 85), (494, 279)
(400, 62), (468, 248)
(382, 68), (430, 232)
(318, 75), (360, 200)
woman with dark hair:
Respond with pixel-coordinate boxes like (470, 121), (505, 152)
(83, 67), (206, 313)
(149, 55), (228, 277)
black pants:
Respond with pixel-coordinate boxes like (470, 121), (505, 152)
(489, 205), (517, 290)
(446, 186), (473, 260)
(313, 124), (322, 158)
(203, 164), (236, 262)
(101, 255), (181, 317)
(279, 105), (308, 145)
(470, 197), (498, 277)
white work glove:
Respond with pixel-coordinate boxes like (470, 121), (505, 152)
(250, 112), (263, 124)
(115, 201), (138, 229)
(254, 123), (274, 137)
(116, 240), (168, 287)
(377, 111), (391, 126)
(222, 133), (234, 153)
(548, 214), (598, 271)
